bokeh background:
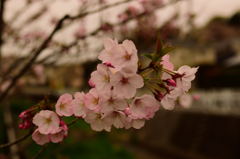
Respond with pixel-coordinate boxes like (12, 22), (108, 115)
(0, 0), (240, 159)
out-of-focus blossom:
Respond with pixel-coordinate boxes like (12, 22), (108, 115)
(74, 25), (86, 39)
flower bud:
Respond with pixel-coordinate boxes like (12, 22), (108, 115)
(19, 110), (30, 119)
(88, 80), (95, 88)
(19, 120), (32, 129)
(165, 79), (176, 87)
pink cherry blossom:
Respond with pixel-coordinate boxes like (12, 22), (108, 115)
(32, 129), (50, 145)
(98, 38), (118, 62)
(32, 110), (60, 135)
(177, 65), (198, 82)
(99, 39), (138, 72)
(32, 125), (67, 145)
(84, 88), (102, 111)
(72, 92), (88, 118)
(104, 111), (128, 129)
(160, 88), (181, 110)
(175, 66), (198, 92)
(90, 64), (113, 93)
(160, 54), (174, 71)
(50, 130), (66, 143)
(100, 94), (128, 115)
(112, 40), (138, 72)
(111, 70), (144, 98)
(130, 95), (160, 119)
(55, 93), (73, 117)
(88, 79), (95, 88)
(131, 119), (145, 129)
(84, 112), (111, 132)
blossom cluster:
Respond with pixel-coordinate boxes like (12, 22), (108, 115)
(18, 38), (198, 145)
(158, 54), (198, 109)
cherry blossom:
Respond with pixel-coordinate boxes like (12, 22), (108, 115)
(32, 110), (60, 135)
(90, 64), (113, 93)
(72, 92), (88, 118)
(32, 121), (68, 145)
(104, 111), (128, 129)
(32, 129), (50, 145)
(160, 54), (174, 71)
(111, 70), (144, 98)
(130, 95), (160, 119)
(98, 38), (118, 63)
(84, 88), (102, 111)
(18, 37), (199, 146)
(100, 94), (128, 115)
(84, 112), (111, 132)
(55, 93), (73, 117)
(175, 66), (198, 92)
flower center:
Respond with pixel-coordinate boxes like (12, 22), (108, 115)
(60, 103), (65, 110)
(45, 117), (52, 124)
(104, 75), (110, 83)
(124, 53), (131, 61)
(120, 77), (129, 85)
(92, 97), (99, 105)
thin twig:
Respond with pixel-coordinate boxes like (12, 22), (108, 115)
(0, 130), (32, 149)
(69, 0), (134, 20)
(0, 14), (70, 102)
(0, 0), (6, 75)
(0, 0), (135, 101)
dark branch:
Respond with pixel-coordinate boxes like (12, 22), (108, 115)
(0, 130), (32, 149)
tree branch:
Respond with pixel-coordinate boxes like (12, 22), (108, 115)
(0, 0), (6, 75)
(0, 130), (32, 149)
(0, 14), (70, 102)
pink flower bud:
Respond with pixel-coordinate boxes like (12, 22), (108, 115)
(88, 79), (95, 88)
(103, 62), (114, 68)
(19, 110), (30, 119)
(154, 92), (164, 101)
(124, 107), (131, 116)
(19, 120), (32, 129)
(60, 121), (68, 132)
(165, 79), (176, 87)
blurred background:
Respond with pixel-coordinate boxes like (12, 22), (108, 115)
(0, 0), (240, 158)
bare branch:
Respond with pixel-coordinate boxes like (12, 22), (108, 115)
(0, 130), (32, 149)
(0, 0), (6, 74)
(0, 14), (70, 102)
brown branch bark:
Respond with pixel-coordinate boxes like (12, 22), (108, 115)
(0, 0), (6, 75)
(0, 130), (32, 149)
